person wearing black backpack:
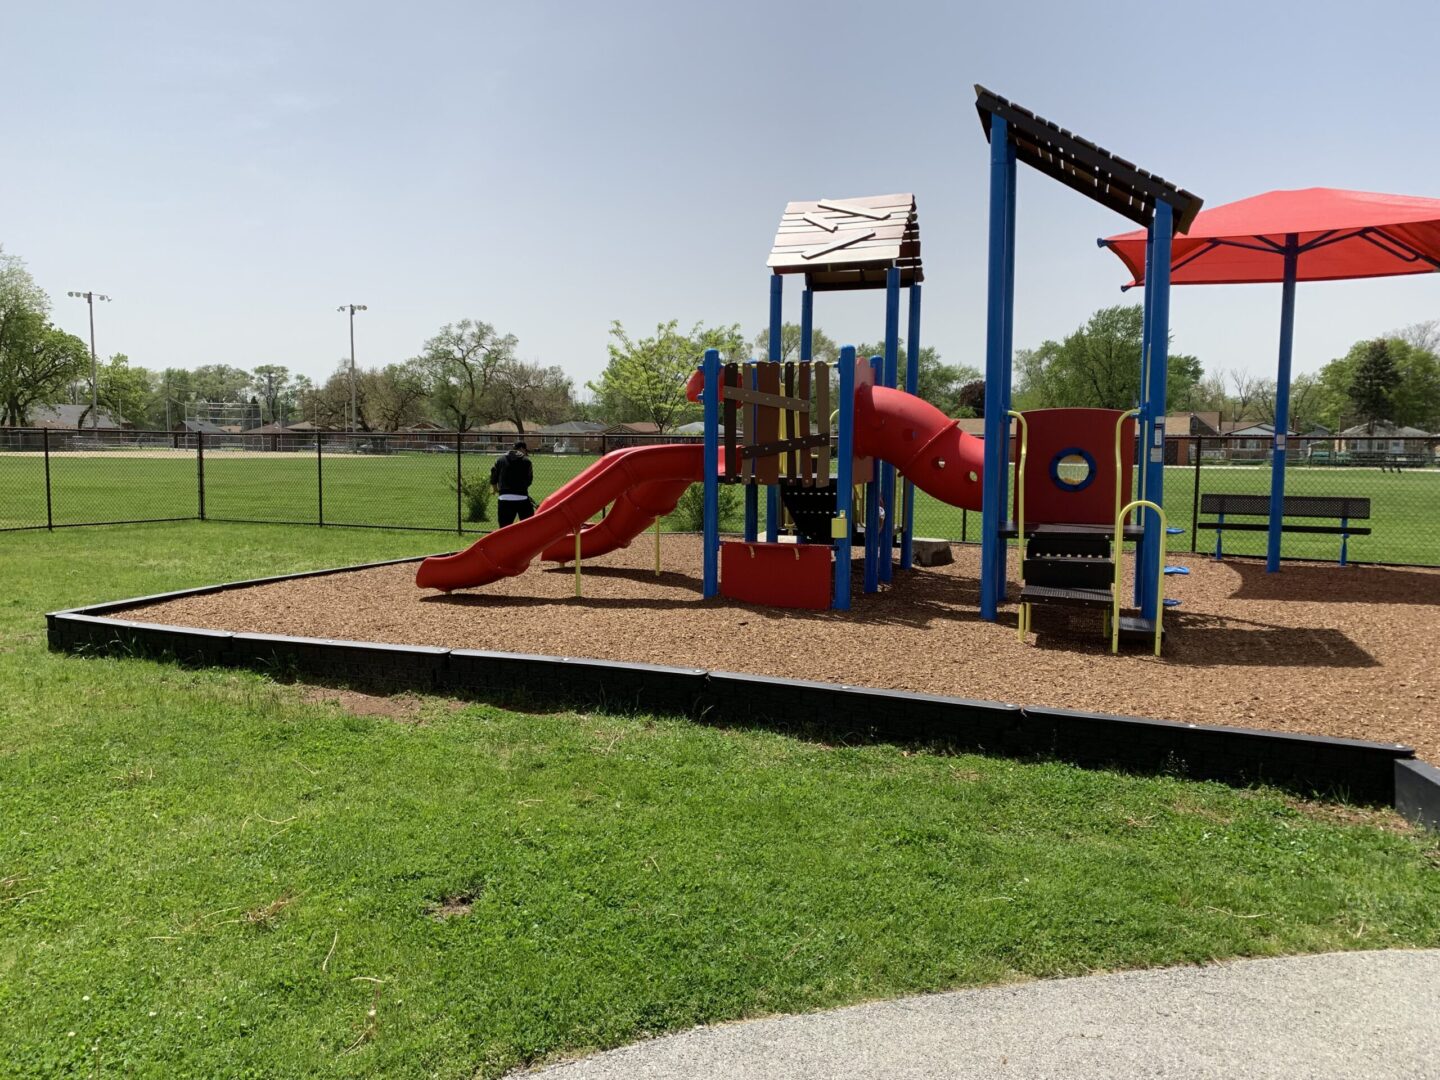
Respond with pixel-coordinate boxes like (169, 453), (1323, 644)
(490, 441), (535, 526)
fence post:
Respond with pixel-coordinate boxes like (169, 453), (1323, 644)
(196, 430), (206, 520)
(601, 433), (608, 457)
(172, 431), (179, 450)
(455, 434), (463, 534)
(43, 427), (53, 530)
(317, 432), (325, 527)
(1191, 435), (1201, 554)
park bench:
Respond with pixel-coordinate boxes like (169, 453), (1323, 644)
(1197, 493), (1370, 566)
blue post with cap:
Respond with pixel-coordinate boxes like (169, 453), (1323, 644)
(980, 114), (1016, 622)
(834, 346), (856, 610)
(701, 348), (720, 598)
(901, 283), (921, 569)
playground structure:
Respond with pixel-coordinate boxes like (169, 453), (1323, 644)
(417, 91), (1218, 651)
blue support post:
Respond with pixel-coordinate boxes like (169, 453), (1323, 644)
(995, 144), (1018, 604)
(1138, 201), (1174, 621)
(701, 348), (721, 598)
(834, 346), (856, 610)
(864, 355), (883, 593)
(744, 362), (759, 541)
(901, 283), (921, 570)
(1267, 235), (1300, 573)
(766, 275), (783, 543)
(880, 267), (900, 583)
(1134, 228), (1157, 607)
(980, 115), (1016, 621)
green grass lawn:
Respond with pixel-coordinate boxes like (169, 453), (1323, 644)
(1, 523), (1437, 1077)
(4, 449), (1439, 565)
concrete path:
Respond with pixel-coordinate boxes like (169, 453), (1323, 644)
(528, 950), (1440, 1079)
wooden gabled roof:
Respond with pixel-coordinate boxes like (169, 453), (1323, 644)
(767, 194), (922, 291)
(975, 85), (1202, 233)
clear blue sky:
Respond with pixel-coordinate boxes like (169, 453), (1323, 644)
(7, 0), (1438, 395)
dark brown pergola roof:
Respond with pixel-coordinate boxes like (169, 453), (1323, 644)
(975, 85), (1203, 233)
(766, 194), (921, 291)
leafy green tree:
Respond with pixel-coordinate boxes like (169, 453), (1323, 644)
(752, 323), (839, 363)
(0, 248), (86, 426)
(1013, 304), (1201, 412)
(414, 318), (517, 431)
(587, 320), (744, 431)
(91, 353), (153, 428)
(189, 364), (252, 403)
(1346, 339), (1403, 433)
(249, 365), (292, 423)
(492, 359), (574, 433)
(361, 362), (429, 431)
(1, 322), (90, 427)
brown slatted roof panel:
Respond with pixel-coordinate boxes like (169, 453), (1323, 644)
(974, 85), (1203, 232)
(768, 193), (923, 290)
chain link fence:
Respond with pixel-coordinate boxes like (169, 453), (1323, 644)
(4, 427), (1438, 567)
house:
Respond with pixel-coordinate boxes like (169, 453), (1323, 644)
(1163, 412), (1222, 464)
(8, 403), (127, 430)
(1336, 422), (1435, 463)
(544, 420), (609, 454)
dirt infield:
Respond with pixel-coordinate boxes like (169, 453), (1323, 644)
(126, 537), (1440, 762)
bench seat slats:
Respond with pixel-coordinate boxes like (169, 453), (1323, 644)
(1196, 522), (1372, 535)
(1199, 494), (1371, 519)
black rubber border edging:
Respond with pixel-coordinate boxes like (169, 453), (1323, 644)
(46, 556), (1427, 815)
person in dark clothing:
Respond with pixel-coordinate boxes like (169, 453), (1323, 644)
(491, 441), (535, 526)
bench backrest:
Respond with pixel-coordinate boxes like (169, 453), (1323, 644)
(1200, 493), (1371, 519)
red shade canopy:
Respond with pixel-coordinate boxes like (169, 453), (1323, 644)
(1102, 188), (1440, 287)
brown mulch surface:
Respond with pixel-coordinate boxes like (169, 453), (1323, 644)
(126, 538), (1440, 762)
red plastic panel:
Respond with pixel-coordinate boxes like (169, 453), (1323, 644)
(720, 541), (832, 610)
(1017, 408), (1135, 526)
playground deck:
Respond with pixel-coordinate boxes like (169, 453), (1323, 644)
(124, 537), (1440, 762)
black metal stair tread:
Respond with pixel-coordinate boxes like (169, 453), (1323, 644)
(1117, 615), (1166, 641)
(1018, 584), (1113, 609)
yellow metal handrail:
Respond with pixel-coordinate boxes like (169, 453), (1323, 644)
(1112, 499), (1166, 656)
(1114, 408), (1140, 532)
(1008, 410), (1030, 641)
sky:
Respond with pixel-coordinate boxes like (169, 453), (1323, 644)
(6, 0), (1439, 397)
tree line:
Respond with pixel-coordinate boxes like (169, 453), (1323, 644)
(5, 240), (1433, 437)
(1013, 304), (1440, 434)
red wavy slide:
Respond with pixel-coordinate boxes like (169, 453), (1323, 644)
(414, 386), (984, 592)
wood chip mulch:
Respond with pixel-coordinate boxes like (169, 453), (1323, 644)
(125, 538), (1440, 762)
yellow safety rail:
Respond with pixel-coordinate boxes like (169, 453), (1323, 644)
(1112, 499), (1166, 656)
(1114, 408), (1140, 532)
(1007, 410), (1030, 641)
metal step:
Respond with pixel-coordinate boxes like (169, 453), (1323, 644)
(1117, 614), (1166, 645)
(1028, 531), (1112, 559)
(1018, 584), (1113, 610)
(1023, 555), (1114, 589)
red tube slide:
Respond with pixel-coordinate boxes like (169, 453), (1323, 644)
(413, 445), (706, 591)
(855, 384), (984, 511)
(415, 382), (984, 591)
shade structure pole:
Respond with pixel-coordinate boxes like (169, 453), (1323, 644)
(880, 266), (901, 583)
(980, 114), (1017, 622)
(993, 144), (1019, 605)
(1267, 235), (1300, 573)
(701, 348), (721, 598)
(1138, 201), (1174, 621)
(901, 283), (921, 569)
(1134, 227), (1156, 608)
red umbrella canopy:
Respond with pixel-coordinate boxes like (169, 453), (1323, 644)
(1103, 188), (1440, 287)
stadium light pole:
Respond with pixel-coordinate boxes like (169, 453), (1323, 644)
(337, 304), (367, 432)
(67, 291), (111, 431)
